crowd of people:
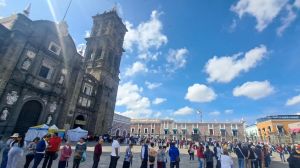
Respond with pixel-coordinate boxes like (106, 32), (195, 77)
(0, 132), (300, 168)
(0, 132), (92, 168)
(109, 136), (300, 168)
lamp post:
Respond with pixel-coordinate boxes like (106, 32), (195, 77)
(196, 109), (203, 123)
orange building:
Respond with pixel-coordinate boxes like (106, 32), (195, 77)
(256, 115), (300, 144)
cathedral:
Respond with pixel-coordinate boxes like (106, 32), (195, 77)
(0, 8), (127, 136)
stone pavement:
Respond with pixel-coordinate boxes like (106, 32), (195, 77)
(1, 142), (289, 168)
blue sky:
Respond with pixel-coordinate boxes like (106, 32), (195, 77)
(1, 0), (300, 124)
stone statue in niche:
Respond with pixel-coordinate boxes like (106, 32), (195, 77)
(49, 102), (57, 113)
(58, 75), (64, 84)
(0, 108), (9, 121)
(46, 115), (52, 125)
(90, 52), (95, 60)
(21, 58), (31, 70)
(26, 50), (36, 59)
(6, 91), (19, 105)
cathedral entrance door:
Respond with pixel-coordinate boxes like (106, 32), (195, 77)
(14, 100), (42, 135)
(73, 115), (86, 128)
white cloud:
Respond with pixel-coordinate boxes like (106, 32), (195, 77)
(231, 0), (288, 31)
(174, 106), (194, 116)
(229, 19), (238, 32)
(209, 111), (221, 116)
(76, 43), (86, 56)
(166, 48), (189, 72)
(295, 0), (300, 8)
(152, 98), (167, 105)
(286, 94), (300, 106)
(277, 4), (297, 36)
(0, 0), (6, 7)
(125, 61), (148, 76)
(85, 30), (91, 38)
(233, 80), (274, 100)
(138, 51), (161, 61)
(116, 82), (152, 118)
(224, 109), (234, 114)
(145, 81), (162, 90)
(185, 84), (217, 103)
(153, 112), (162, 118)
(124, 10), (167, 53)
(205, 45), (268, 83)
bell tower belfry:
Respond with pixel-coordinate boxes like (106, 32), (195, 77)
(84, 9), (127, 135)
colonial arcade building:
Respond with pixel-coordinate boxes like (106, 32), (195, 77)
(131, 119), (245, 141)
(0, 9), (127, 136)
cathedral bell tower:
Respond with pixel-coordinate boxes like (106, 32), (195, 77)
(84, 9), (127, 135)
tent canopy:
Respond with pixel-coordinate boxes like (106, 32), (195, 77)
(49, 125), (58, 130)
(25, 124), (49, 141)
(290, 128), (300, 133)
(67, 127), (88, 142)
(30, 124), (49, 130)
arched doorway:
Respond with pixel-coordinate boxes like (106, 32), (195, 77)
(116, 129), (120, 137)
(73, 115), (86, 128)
(14, 100), (43, 135)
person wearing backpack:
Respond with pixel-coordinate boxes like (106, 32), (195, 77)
(254, 145), (263, 168)
(235, 143), (244, 168)
(248, 145), (258, 168)
(204, 145), (214, 168)
(149, 142), (157, 168)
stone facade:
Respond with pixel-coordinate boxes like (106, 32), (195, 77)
(111, 113), (131, 137)
(0, 9), (126, 136)
(131, 119), (246, 141)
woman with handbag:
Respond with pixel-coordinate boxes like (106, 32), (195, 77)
(58, 141), (72, 168)
(72, 138), (87, 168)
(24, 137), (40, 168)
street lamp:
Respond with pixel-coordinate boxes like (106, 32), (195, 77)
(196, 109), (203, 123)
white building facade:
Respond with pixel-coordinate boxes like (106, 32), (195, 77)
(245, 124), (259, 142)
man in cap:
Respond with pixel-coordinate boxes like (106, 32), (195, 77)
(287, 144), (300, 168)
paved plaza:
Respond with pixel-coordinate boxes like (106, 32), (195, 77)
(0, 142), (289, 168)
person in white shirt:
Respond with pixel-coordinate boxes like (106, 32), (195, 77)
(221, 149), (233, 168)
(109, 137), (121, 168)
